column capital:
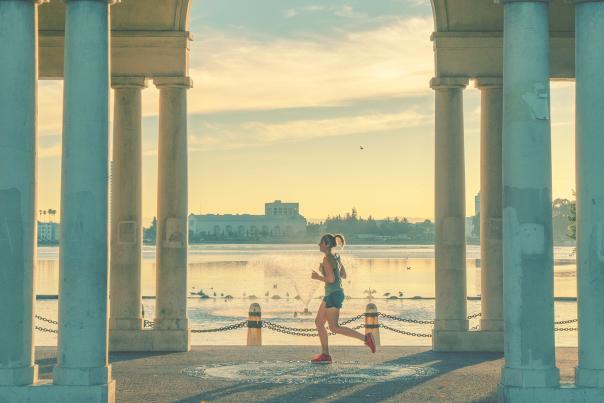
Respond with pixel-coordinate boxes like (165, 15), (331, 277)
(430, 77), (469, 90)
(154, 76), (193, 89)
(475, 77), (503, 89)
(111, 76), (147, 89)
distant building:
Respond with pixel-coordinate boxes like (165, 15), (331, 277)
(188, 200), (307, 241)
(38, 222), (60, 243)
(475, 192), (480, 216)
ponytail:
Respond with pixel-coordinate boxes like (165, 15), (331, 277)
(334, 234), (346, 248)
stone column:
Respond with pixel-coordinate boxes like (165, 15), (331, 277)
(153, 77), (192, 350)
(53, 0), (115, 387)
(431, 77), (469, 346)
(500, 0), (559, 391)
(109, 78), (146, 341)
(574, 0), (604, 388)
(475, 78), (503, 332)
(0, 0), (40, 387)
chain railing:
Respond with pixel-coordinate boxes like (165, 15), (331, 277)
(32, 311), (581, 339)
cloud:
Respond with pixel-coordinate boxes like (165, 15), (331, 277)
(189, 17), (435, 113)
(284, 8), (298, 17)
(188, 107), (432, 151)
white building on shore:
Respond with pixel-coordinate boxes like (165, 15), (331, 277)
(188, 200), (307, 241)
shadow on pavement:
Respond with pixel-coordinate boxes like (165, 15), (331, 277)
(178, 350), (502, 403)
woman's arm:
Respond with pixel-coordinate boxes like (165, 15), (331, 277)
(312, 257), (335, 284)
(340, 261), (347, 279)
(334, 255), (347, 279)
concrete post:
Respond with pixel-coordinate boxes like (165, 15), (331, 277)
(500, 0), (560, 392)
(109, 77), (146, 344)
(53, 0), (115, 390)
(153, 77), (192, 351)
(475, 78), (504, 332)
(247, 303), (262, 346)
(365, 303), (380, 346)
(431, 77), (469, 350)
(0, 0), (40, 387)
(574, 0), (604, 388)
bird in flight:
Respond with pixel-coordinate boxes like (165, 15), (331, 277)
(360, 146), (364, 150)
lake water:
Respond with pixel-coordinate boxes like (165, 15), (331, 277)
(35, 244), (579, 346)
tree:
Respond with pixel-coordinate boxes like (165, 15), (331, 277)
(552, 197), (574, 244)
(568, 192), (576, 241)
(143, 217), (157, 244)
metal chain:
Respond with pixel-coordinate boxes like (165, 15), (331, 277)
(35, 315), (58, 325)
(35, 326), (58, 334)
(555, 327), (578, 332)
(191, 321), (247, 333)
(380, 323), (432, 338)
(340, 314), (365, 326)
(33, 314), (581, 336)
(378, 313), (434, 325)
(555, 318), (578, 325)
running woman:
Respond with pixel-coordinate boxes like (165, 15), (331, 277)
(310, 233), (376, 363)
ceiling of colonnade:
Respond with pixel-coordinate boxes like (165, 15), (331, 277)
(430, 0), (576, 78)
(39, 0), (191, 31)
(37, 0), (192, 78)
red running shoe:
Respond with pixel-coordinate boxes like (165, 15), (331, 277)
(311, 353), (332, 364)
(365, 333), (376, 353)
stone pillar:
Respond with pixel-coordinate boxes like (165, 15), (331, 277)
(109, 77), (146, 344)
(500, 0), (559, 392)
(0, 0), (40, 387)
(476, 78), (504, 332)
(153, 77), (192, 351)
(53, 0), (115, 389)
(574, 0), (604, 389)
(431, 77), (469, 349)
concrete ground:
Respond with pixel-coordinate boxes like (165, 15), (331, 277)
(35, 346), (579, 403)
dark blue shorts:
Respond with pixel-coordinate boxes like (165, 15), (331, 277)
(323, 290), (345, 309)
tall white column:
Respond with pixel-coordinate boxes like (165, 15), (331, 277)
(53, 0), (115, 387)
(109, 77), (146, 335)
(0, 0), (40, 387)
(154, 77), (191, 349)
(431, 77), (469, 340)
(500, 0), (559, 390)
(574, 0), (604, 389)
(476, 78), (504, 332)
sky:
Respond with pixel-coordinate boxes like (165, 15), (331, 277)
(37, 0), (576, 226)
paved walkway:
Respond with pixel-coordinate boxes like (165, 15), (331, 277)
(35, 346), (579, 402)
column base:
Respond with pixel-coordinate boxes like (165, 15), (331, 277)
(0, 365), (38, 386)
(154, 318), (189, 331)
(52, 365), (111, 386)
(576, 367), (604, 388)
(434, 319), (468, 331)
(498, 384), (604, 403)
(109, 329), (190, 352)
(480, 319), (504, 332)
(109, 318), (143, 330)
(0, 380), (115, 403)
(501, 366), (560, 388)
(432, 329), (503, 352)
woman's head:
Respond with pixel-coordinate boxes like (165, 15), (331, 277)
(318, 233), (346, 252)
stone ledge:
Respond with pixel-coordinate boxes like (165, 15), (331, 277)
(432, 329), (504, 352)
(109, 329), (190, 352)
(499, 384), (604, 403)
(0, 380), (115, 403)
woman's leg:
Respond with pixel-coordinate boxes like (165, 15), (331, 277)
(326, 308), (365, 342)
(315, 301), (329, 354)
